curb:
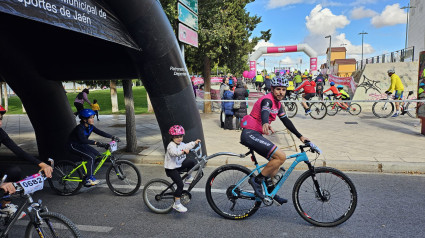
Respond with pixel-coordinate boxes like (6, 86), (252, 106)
(123, 154), (425, 174)
(2, 152), (424, 174)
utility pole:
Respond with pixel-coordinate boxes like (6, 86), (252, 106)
(325, 35), (331, 74)
(401, 3), (415, 61)
(359, 31), (368, 69)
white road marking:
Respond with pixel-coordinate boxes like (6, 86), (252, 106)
(14, 220), (114, 232)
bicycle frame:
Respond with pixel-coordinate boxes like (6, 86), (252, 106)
(157, 151), (244, 198)
(232, 149), (325, 202)
(62, 149), (113, 183)
(1, 186), (51, 237)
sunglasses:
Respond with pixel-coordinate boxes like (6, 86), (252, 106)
(173, 135), (183, 138)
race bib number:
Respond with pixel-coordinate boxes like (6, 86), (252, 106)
(18, 173), (44, 195)
(109, 141), (118, 152)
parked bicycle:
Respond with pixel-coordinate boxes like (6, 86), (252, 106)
(325, 94), (362, 116)
(372, 91), (415, 118)
(1, 160), (81, 238)
(205, 142), (357, 227)
(143, 143), (243, 214)
(48, 140), (141, 196)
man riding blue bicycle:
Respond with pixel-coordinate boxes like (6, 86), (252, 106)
(240, 77), (308, 205)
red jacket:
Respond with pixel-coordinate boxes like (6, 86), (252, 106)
(294, 80), (316, 94)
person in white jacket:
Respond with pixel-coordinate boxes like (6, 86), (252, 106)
(165, 125), (201, 213)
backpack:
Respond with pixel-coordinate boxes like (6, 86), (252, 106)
(223, 90), (233, 100)
(77, 92), (84, 100)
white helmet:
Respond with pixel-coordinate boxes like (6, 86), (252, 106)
(387, 69), (395, 74)
(271, 77), (289, 87)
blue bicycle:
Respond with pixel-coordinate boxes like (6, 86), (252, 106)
(205, 142), (357, 227)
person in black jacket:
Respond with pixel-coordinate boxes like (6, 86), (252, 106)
(233, 80), (249, 130)
(68, 109), (119, 186)
(0, 105), (52, 219)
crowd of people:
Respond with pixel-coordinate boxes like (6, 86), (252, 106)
(220, 76), (250, 130)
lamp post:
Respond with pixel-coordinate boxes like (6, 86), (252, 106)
(325, 35), (331, 74)
(401, 4), (415, 61)
(359, 31), (368, 69)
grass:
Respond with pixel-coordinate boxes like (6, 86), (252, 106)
(6, 86), (150, 114)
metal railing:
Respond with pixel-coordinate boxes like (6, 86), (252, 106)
(357, 46), (415, 69)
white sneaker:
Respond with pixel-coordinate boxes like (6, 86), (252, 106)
(85, 177), (100, 186)
(184, 176), (194, 184)
(0, 203), (26, 219)
(172, 203), (188, 213)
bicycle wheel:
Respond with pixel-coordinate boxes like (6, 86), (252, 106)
(404, 102), (416, 118)
(25, 211), (81, 238)
(143, 179), (175, 214)
(309, 102), (327, 120)
(48, 160), (83, 196)
(106, 160), (142, 196)
(326, 105), (338, 116)
(284, 102), (298, 118)
(372, 101), (394, 118)
(205, 164), (261, 220)
(348, 103), (362, 115)
(292, 167), (357, 227)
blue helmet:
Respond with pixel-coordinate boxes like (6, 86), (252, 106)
(330, 82), (335, 86)
(420, 82), (425, 87)
(337, 85), (344, 89)
(79, 109), (95, 119)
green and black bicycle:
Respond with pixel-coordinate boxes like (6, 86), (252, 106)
(48, 141), (141, 196)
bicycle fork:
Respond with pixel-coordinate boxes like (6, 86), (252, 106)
(305, 162), (328, 202)
(111, 162), (126, 180)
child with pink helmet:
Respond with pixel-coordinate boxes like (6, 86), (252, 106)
(165, 125), (201, 213)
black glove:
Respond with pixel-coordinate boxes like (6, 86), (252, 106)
(385, 91), (391, 95)
(112, 136), (121, 142)
(96, 142), (109, 149)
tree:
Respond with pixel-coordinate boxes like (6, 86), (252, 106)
(122, 79), (137, 152)
(110, 80), (119, 113)
(159, 0), (269, 111)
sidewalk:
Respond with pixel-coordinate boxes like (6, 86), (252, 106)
(1, 111), (424, 173)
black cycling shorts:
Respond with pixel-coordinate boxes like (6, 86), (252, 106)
(240, 129), (277, 160)
(304, 93), (316, 100)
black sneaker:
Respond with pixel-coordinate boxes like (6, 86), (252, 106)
(273, 195), (288, 205)
(249, 176), (264, 200)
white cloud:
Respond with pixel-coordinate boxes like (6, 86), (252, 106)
(266, 0), (379, 9)
(267, 0), (307, 9)
(302, 6), (374, 57)
(350, 6), (377, 19)
(253, 39), (275, 51)
(371, 3), (406, 28)
(305, 4), (350, 36)
(279, 56), (296, 64)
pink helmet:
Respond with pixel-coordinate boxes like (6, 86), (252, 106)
(168, 125), (185, 136)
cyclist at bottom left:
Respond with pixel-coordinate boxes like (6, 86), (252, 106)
(68, 109), (119, 186)
(0, 105), (53, 219)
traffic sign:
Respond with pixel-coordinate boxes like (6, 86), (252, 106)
(178, 23), (198, 47)
(179, 0), (198, 14)
(178, 2), (198, 31)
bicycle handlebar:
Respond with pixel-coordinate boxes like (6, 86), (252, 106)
(190, 142), (202, 158)
(299, 141), (322, 155)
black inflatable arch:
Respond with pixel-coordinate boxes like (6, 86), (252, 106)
(0, 0), (206, 160)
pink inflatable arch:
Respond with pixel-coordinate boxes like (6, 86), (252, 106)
(249, 44), (318, 75)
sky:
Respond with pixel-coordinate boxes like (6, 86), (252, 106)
(245, 0), (411, 72)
